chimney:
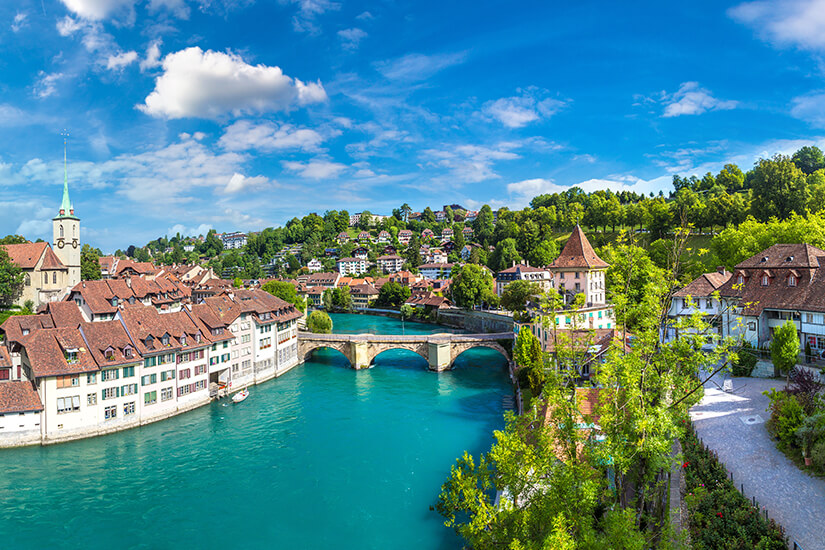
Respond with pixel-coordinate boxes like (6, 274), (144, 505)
(717, 266), (727, 275)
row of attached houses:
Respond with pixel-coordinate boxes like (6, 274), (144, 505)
(0, 289), (301, 447)
(669, 243), (825, 359)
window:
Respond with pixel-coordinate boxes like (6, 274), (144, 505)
(706, 299), (713, 309)
(0, 369), (8, 381)
(141, 374), (157, 386)
(161, 369), (175, 381)
(122, 366), (135, 378)
(162, 334), (170, 346)
(762, 275), (769, 286)
(221, 353), (230, 363)
(146, 336), (154, 350)
(194, 364), (206, 375)
(195, 332), (202, 343)
(56, 396), (80, 413)
(59, 225), (64, 238)
(104, 405), (117, 420)
(56, 375), (79, 388)
(789, 275), (797, 287)
(104, 347), (116, 361)
(180, 335), (187, 346)
(111, 298), (117, 307)
(87, 373), (97, 385)
(144, 391), (157, 405)
(737, 274), (744, 285)
(102, 387), (118, 400)
(124, 347), (133, 359)
(241, 334), (251, 344)
(101, 369), (119, 382)
(260, 337), (271, 349)
(179, 368), (191, 380)
(87, 393), (97, 405)
(43, 272), (48, 284)
(144, 356), (157, 368)
(747, 321), (756, 331)
(161, 387), (173, 401)
(52, 272), (57, 284)
(123, 402), (135, 416)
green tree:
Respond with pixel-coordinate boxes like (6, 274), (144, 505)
(262, 280), (306, 312)
(307, 310), (333, 334)
(489, 238), (522, 272)
(80, 244), (102, 281)
(792, 145), (825, 175)
(404, 234), (422, 268)
(473, 205), (495, 245)
(501, 280), (541, 320)
(0, 235), (27, 245)
(422, 207), (436, 223)
(450, 264), (496, 308)
(400, 303), (414, 319)
(771, 320), (799, 380)
(322, 288), (333, 309)
(750, 154), (808, 221)
(331, 286), (353, 311)
(400, 203), (412, 222)
(375, 281), (411, 307)
(0, 247), (24, 307)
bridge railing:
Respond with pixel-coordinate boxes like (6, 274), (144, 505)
(298, 331), (514, 342)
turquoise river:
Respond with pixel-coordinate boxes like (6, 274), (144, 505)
(0, 313), (513, 549)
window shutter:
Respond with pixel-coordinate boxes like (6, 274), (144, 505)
(116, 387), (121, 398)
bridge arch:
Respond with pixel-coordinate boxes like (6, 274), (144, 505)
(369, 345), (429, 368)
(449, 342), (511, 370)
(300, 341), (351, 366)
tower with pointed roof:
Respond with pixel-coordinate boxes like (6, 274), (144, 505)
(548, 225), (609, 307)
(52, 136), (81, 288)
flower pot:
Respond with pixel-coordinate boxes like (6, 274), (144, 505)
(805, 456), (813, 466)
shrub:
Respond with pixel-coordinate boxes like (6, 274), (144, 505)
(307, 311), (333, 334)
(681, 423), (787, 549)
(812, 439), (825, 471)
(786, 367), (824, 415)
(765, 390), (805, 448)
(731, 342), (758, 377)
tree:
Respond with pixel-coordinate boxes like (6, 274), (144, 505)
(473, 205), (495, 245)
(450, 264), (496, 308)
(489, 238), (522, 272)
(400, 203), (412, 222)
(262, 280), (306, 312)
(307, 310), (333, 334)
(400, 303), (414, 319)
(404, 234), (422, 268)
(750, 155), (808, 221)
(331, 286), (353, 311)
(501, 280), (541, 320)
(322, 288), (333, 309)
(375, 281), (411, 307)
(358, 210), (373, 230)
(792, 145), (825, 175)
(80, 244), (102, 281)
(772, 320), (799, 380)
(422, 207), (436, 223)
(0, 235), (27, 245)
(0, 247), (24, 308)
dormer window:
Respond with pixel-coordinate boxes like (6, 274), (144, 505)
(111, 298), (117, 307)
(761, 256), (768, 263)
(180, 335), (187, 346)
(162, 333), (170, 346)
(146, 336), (154, 350)
(65, 349), (78, 364)
(789, 275), (797, 287)
(104, 346), (115, 361)
(762, 275), (769, 286)
(124, 346), (133, 358)
(737, 274), (744, 285)
(22, 328), (29, 336)
(787, 256), (794, 262)
(129, 297), (135, 304)
(195, 332), (202, 343)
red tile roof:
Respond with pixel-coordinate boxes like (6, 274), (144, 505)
(549, 226), (608, 269)
(1, 242), (50, 269)
(0, 381), (43, 413)
(673, 270), (732, 298)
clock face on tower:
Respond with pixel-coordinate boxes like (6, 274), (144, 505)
(57, 240), (64, 249)
(72, 239), (78, 248)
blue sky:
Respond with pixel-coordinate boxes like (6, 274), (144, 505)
(1, 0), (824, 251)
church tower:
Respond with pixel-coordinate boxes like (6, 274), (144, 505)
(53, 135), (81, 287)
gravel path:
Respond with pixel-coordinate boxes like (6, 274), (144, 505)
(691, 374), (825, 550)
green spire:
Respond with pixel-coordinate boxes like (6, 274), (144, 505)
(58, 132), (74, 218)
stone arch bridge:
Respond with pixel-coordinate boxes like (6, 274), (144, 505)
(298, 331), (513, 371)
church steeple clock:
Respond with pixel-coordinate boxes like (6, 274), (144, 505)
(53, 132), (81, 287)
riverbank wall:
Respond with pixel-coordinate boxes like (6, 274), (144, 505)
(436, 310), (514, 334)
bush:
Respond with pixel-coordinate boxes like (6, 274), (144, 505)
(516, 365), (531, 390)
(731, 342), (758, 377)
(786, 367), (824, 415)
(765, 389), (805, 448)
(812, 439), (825, 471)
(307, 311), (333, 334)
(682, 423), (787, 549)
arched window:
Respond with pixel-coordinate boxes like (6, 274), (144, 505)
(59, 225), (64, 238)
(73, 225), (76, 237)
(762, 275), (769, 286)
(43, 272), (48, 284)
(25, 274), (30, 286)
(52, 272), (56, 284)
(789, 275), (797, 287)
(737, 274), (744, 285)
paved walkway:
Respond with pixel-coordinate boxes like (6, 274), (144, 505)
(691, 374), (825, 550)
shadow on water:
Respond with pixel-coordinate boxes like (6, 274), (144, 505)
(304, 347), (353, 369)
(371, 349), (430, 371)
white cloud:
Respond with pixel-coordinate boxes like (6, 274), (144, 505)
(140, 41), (162, 71)
(149, 0), (190, 19)
(222, 173), (273, 194)
(167, 223), (212, 238)
(60, 0), (136, 21)
(791, 92), (825, 128)
(138, 47), (327, 119)
(375, 52), (466, 82)
(338, 27), (367, 50)
(106, 50), (138, 71)
(482, 90), (566, 128)
(423, 143), (520, 183)
(290, 0), (340, 34)
(11, 12), (28, 32)
(283, 159), (347, 179)
(729, 0), (825, 51)
(356, 11), (373, 20)
(219, 120), (326, 152)
(661, 82), (738, 117)
(33, 72), (64, 99)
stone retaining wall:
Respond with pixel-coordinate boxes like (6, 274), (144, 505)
(437, 309), (513, 333)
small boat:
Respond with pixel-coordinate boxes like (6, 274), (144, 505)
(232, 389), (249, 403)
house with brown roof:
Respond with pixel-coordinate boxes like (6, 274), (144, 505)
(717, 243), (825, 354)
(376, 230), (391, 244)
(398, 229), (413, 245)
(522, 325), (631, 381)
(306, 272), (341, 289)
(377, 254), (404, 274)
(666, 267), (731, 341)
(350, 283), (379, 309)
(2, 242), (70, 308)
(548, 225), (609, 307)
(495, 263), (553, 296)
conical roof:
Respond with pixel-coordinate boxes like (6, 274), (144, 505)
(550, 225), (609, 269)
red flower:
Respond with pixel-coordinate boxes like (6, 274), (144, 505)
(716, 512), (723, 518)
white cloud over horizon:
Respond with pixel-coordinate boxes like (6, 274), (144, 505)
(219, 120), (328, 152)
(282, 158), (347, 179)
(139, 47), (328, 119)
(482, 90), (565, 128)
(662, 82), (738, 117)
